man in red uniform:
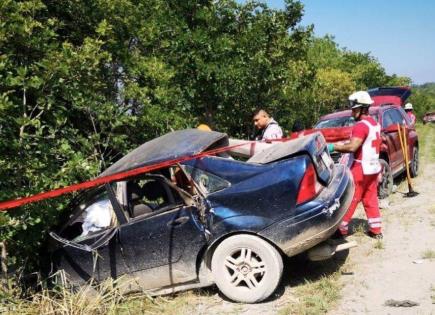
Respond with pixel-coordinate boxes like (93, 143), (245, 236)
(404, 103), (416, 127)
(328, 91), (383, 239)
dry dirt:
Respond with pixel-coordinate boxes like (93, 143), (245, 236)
(174, 127), (435, 315)
(330, 130), (435, 315)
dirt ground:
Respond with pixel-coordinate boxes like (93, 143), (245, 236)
(330, 131), (435, 314)
(165, 126), (435, 315)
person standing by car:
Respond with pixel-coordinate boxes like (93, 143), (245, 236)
(252, 109), (283, 141)
(404, 103), (416, 126)
(328, 91), (383, 239)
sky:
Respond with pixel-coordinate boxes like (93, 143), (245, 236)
(262, 0), (435, 84)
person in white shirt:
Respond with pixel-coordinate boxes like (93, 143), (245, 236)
(252, 109), (283, 141)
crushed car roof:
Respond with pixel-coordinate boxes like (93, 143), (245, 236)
(100, 129), (229, 177)
(248, 133), (320, 164)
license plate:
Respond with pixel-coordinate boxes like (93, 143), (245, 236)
(321, 151), (334, 169)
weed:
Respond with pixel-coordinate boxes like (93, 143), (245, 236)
(278, 274), (341, 315)
(373, 240), (384, 250)
(431, 285), (435, 304)
(422, 250), (435, 260)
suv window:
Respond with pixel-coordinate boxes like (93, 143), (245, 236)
(382, 110), (395, 128)
(390, 109), (405, 125)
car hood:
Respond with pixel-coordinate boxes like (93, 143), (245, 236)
(100, 129), (229, 177)
(368, 86), (411, 106)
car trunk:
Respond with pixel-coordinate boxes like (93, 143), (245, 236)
(368, 86), (411, 106)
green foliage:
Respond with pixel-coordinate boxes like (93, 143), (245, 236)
(409, 83), (435, 119)
(0, 0), (420, 271)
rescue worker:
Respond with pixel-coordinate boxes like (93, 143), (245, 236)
(328, 91), (383, 239)
(252, 109), (283, 141)
(404, 103), (416, 126)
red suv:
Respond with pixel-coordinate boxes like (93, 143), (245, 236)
(296, 87), (419, 198)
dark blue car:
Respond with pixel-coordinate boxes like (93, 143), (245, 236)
(47, 129), (354, 303)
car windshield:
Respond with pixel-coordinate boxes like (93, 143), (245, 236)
(315, 116), (355, 129)
(315, 114), (378, 128)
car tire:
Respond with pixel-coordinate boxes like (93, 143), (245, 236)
(410, 147), (419, 178)
(378, 159), (393, 199)
(211, 234), (283, 303)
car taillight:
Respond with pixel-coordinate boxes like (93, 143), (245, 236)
(296, 163), (322, 205)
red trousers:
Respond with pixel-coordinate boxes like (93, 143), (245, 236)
(339, 163), (382, 235)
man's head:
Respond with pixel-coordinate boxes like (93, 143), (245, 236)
(348, 91), (373, 121)
(404, 103), (413, 112)
(253, 109), (270, 130)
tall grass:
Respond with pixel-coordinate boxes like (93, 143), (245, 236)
(1, 275), (154, 315)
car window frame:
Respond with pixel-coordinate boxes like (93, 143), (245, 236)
(124, 173), (196, 222)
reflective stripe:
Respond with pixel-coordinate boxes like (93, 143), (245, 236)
(370, 223), (382, 228)
(368, 217), (382, 223)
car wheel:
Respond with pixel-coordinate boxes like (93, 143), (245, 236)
(211, 234), (283, 303)
(378, 159), (393, 199)
(410, 147), (419, 178)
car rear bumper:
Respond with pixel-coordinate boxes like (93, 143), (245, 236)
(258, 164), (354, 257)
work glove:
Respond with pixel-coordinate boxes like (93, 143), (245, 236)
(327, 143), (335, 153)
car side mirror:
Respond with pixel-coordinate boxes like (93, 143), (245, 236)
(384, 124), (399, 133)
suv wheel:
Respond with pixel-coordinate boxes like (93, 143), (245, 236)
(211, 234), (283, 303)
(378, 159), (393, 199)
(410, 147), (419, 178)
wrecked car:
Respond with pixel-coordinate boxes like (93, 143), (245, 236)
(45, 129), (354, 303)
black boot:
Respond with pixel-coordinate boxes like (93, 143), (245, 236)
(366, 231), (383, 239)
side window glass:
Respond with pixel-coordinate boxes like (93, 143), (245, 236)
(391, 109), (405, 125)
(127, 177), (183, 218)
(382, 111), (394, 128)
(181, 165), (230, 194)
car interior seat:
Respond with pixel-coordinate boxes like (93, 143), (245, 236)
(127, 182), (153, 217)
(141, 180), (171, 210)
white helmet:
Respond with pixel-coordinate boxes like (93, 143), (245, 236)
(348, 91), (374, 109)
(404, 103), (413, 110)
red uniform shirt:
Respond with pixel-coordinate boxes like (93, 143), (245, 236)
(351, 116), (379, 161)
(407, 112), (416, 125)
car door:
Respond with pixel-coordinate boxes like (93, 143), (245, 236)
(50, 186), (127, 284)
(381, 109), (403, 173)
(117, 176), (208, 289)
(389, 108), (407, 173)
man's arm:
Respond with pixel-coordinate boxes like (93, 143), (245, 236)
(331, 137), (363, 153)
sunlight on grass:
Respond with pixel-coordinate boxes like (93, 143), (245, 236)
(421, 249), (435, 260)
(431, 285), (435, 304)
(417, 124), (435, 164)
(373, 240), (384, 250)
(278, 274), (341, 315)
